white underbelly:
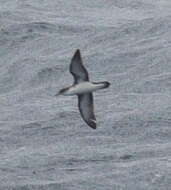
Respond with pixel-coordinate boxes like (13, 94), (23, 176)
(65, 82), (103, 95)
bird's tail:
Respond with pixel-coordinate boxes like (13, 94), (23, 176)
(103, 81), (110, 88)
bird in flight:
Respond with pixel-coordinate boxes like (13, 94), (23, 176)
(56, 49), (110, 129)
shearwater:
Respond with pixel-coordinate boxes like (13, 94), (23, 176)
(56, 49), (110, 129)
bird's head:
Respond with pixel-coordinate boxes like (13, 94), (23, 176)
(55, 87), (69, 96)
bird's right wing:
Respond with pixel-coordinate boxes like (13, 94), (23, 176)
(70, 49), (89, 84)
(78, 93), (96, 129)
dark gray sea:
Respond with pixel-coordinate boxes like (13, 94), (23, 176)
(0, 0), (171, 189)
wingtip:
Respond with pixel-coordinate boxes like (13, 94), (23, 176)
(71, 49), (82, 63)
(73, 49), (81, 58)
(91, 125), (97, 129)
(75, 49), (80, 54)
(89, 120), (97, 129)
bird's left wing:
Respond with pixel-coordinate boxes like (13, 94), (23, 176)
(78, 93), (96, 129)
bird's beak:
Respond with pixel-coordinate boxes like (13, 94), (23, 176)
(55, 92), (60, 97)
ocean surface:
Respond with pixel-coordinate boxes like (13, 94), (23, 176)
(0, 0), (171, 189)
